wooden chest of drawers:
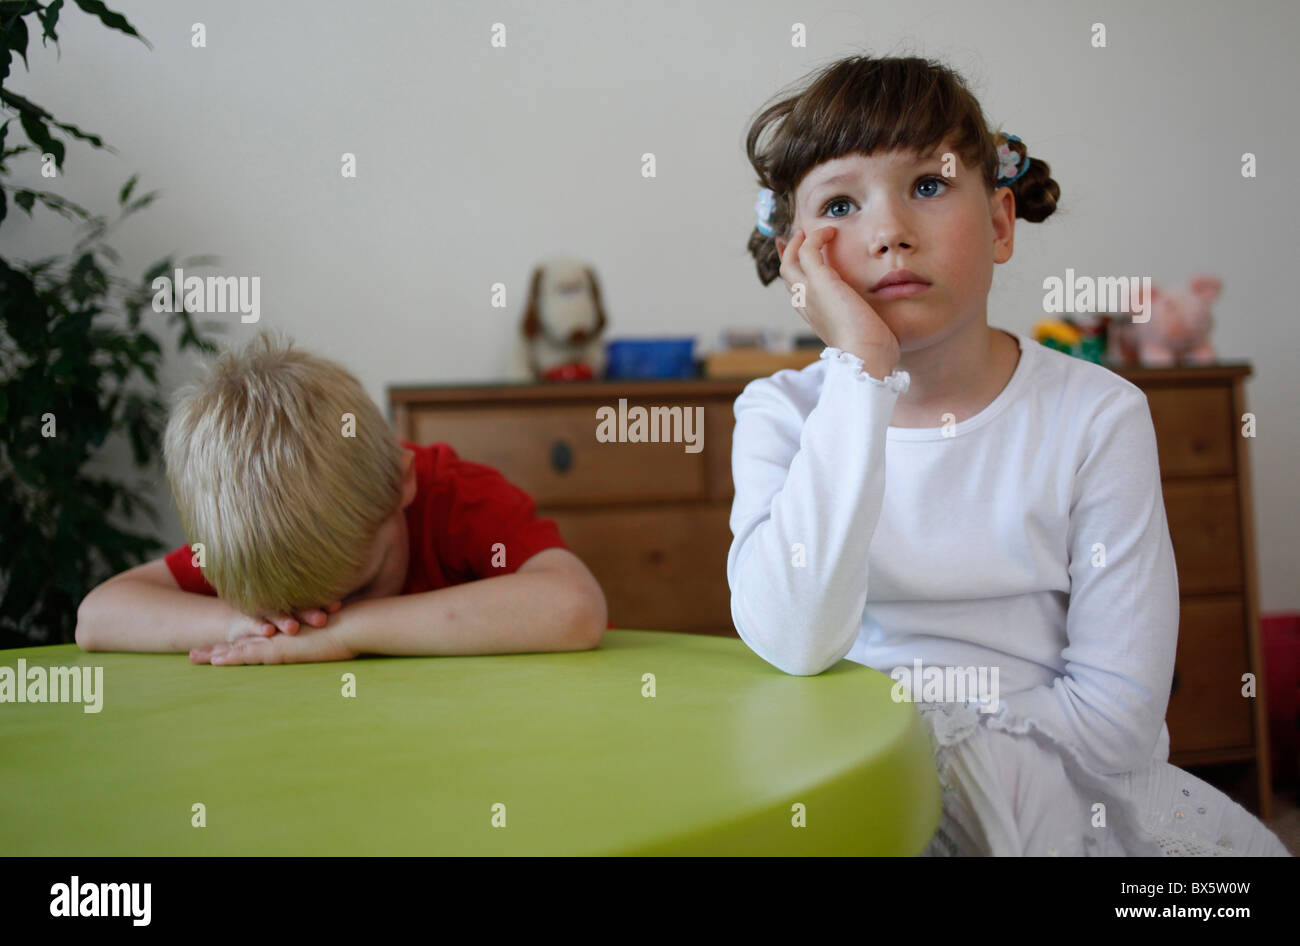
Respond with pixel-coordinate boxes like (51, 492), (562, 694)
(390, 361), (1274, 816)
(1124, 363), (1273, 815)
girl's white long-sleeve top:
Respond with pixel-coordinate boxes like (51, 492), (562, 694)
(726, 334), (1180, 776)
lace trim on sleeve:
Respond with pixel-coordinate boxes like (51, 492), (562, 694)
(820, 347), (911, 394)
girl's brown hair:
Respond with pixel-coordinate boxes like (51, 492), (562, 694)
(745, 55), (1060, 285)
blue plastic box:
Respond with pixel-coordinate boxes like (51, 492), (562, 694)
(604, 338), (697, 379)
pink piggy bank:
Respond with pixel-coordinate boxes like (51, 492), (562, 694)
(1115, 275), (1219, 368)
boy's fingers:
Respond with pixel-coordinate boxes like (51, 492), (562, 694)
(210, 641), (245, 665)
(265, 613), (298, 635)
(261, 604), (338, 633)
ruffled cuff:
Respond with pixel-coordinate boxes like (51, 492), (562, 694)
(820, 347), (910, 394)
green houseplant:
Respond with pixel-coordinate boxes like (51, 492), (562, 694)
(1, 1), (224, 646)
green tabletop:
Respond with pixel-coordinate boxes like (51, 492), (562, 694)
(1, 630), (941, 855)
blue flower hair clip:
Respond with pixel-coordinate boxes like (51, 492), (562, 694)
(755, 187), (776, 237)
(996, 134), (1030, 187)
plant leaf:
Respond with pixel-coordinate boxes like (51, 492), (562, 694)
(17, 106), (63, 167)
(122, 190), (157, 216)
(1, 12), (29, 80)
(70, 0), (149, 48)
(0, 87), (109, 156)
(38, 0), (64, 45)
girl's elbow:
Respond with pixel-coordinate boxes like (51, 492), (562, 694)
(770, 649), (835, 676)
(732, 598), (834, 676)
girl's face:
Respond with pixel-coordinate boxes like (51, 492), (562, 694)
(775, 139), (1016, 350)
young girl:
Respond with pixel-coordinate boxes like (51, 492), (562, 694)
(729, 54), (1290, 857)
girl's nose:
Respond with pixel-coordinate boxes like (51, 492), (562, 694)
(869, 215), (915, 254)
(873, 235), (914, 255)
(863, 195), (916, 250)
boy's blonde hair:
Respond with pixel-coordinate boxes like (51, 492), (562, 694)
(163, 329), (405, 616)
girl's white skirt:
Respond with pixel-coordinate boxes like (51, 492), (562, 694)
(916, 701), (1292, 857)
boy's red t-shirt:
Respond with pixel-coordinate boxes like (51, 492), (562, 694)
(163, 440), (571, 597)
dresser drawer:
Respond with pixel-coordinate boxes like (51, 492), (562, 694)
(407, 403), (709, 506)
(1163, 480), (1243, 594)
(1166, 597), (1253, 753)
(1146, 387), (1234, 477)
(544, 505), (735, 634)
(704, 403), (737, 500)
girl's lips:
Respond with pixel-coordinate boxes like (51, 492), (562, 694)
(870, 281), (930, 299)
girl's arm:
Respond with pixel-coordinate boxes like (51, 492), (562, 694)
(727, 348), (909, 675)
(996, 389), (1179, 775)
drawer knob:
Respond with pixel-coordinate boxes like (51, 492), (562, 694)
(550, 440), (573, 474)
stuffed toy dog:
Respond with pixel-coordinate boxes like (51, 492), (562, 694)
(521, 258), (608, 380)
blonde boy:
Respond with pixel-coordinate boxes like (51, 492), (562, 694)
(75, 330), (607, 664)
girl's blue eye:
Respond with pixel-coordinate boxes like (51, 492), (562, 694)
(916, 175), (949, 198)
(825, 197), (853, 217)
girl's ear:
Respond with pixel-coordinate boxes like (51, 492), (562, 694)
(775, 236), (787, 257)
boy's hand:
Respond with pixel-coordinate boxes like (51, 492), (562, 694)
(244, 600), (343, 637)
(226, 611), (280, 642)
(191, 625), (355, 665)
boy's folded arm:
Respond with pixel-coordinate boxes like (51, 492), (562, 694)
(332, 547), (607, 657)
(75, 558), (245, 653)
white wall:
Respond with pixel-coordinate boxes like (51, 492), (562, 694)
(4, 0), (1296, 609)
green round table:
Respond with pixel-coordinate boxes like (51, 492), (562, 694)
(1, 630), (941, 855)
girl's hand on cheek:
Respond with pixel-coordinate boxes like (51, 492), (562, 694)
(780, 226), (900, 377)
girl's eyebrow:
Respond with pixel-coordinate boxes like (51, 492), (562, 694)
(816, 171), (857, 187)
(808, 156), (941, 201)
(807, 171), (856, 198)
